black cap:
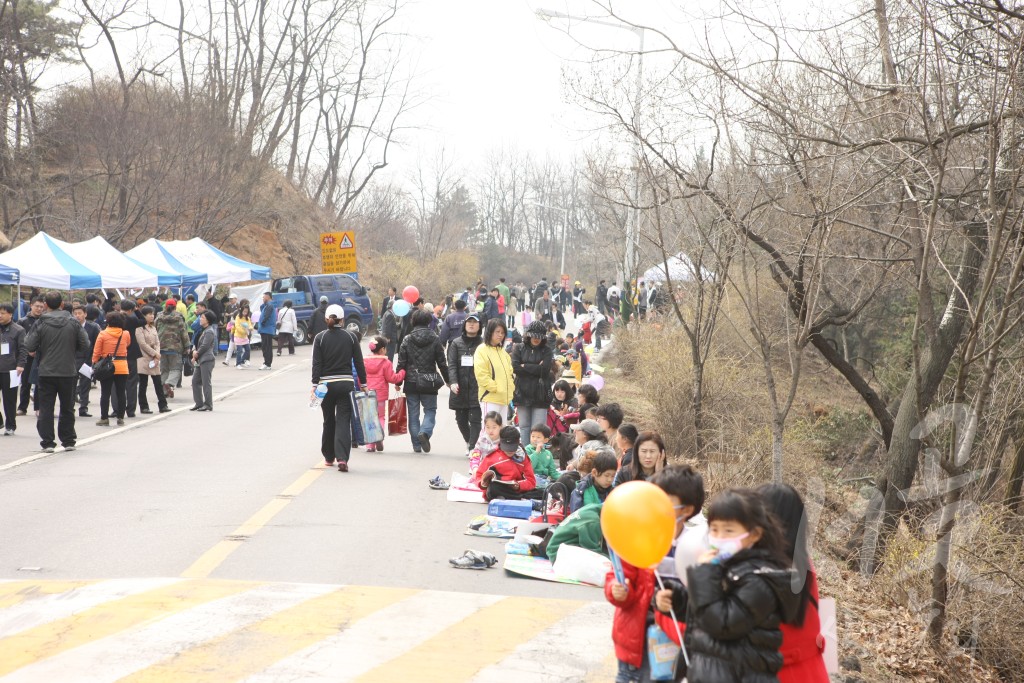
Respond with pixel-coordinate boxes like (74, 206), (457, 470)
(499, 430), (520, 452)
(465, 313), (481, 322)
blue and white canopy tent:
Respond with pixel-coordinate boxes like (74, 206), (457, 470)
(123, 238), (210, 287)
(127, 238), (270, 284)
(0, 262), (17, 285)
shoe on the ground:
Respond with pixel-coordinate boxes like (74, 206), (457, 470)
(375, 441), (384, 452)
(337, 461), (349, 472)
(116, 418), (125, 426)
(418, 432), (431, 453)
(189, 405), (202, 411)
(428, 476), (450, 490)
(64, 445), (76, 452)
(366, 444), (376, 452)
(449, 550), (497, 570)
(79, 411), (92, 417)
(158, 406), (172, 413)
(197, 406), (212, 412)
(41, 447), (55, 454)
(258, 364), (269, 371)
(165, 385), (175, 398)
(140, 409), (153, 415)
(95, 418), (109, 426)
(3, 429), (13, 436)
(16, 410), (26, 416)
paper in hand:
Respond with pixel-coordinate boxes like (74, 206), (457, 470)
(9, 370), (20, 388)
(79, 364), (93, 379)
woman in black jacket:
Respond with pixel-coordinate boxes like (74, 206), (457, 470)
(511, 320), (554, 446)
(312, 305), (367, 472)
(684, 488), (801, 683)
(446, 313), (484, 452)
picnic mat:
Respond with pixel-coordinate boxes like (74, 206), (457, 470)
(446, 471), (486, 503)
(502, 543), (610, 587)
(465, 515), (518, 538)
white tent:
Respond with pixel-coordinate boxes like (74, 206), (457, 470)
(139, 238), (271, 284)
(123, 238), (210, 287)
(0, 232), (167, 289)
(642, 253), (715, 284)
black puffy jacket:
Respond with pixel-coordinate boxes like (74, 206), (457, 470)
(511, 338), (554, 408)
(446, 331), (483, 409)
(684, 548), (801, 683)
(396, 327), (449, 395)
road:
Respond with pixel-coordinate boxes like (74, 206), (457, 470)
(0, 342), (616, 682)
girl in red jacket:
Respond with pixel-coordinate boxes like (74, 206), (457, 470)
(758, 483), (830, 683)
(605, 559), (656, 683)
(362, 336), (405, 452)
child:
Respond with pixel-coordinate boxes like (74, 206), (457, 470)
(362, 335), (406, 452)
(468, 410), (502, 480)
(568, 450), (617, 513)
(614, 431), (667, 486)
(605, 554), (656, 683)
(680, 488), (800, 683)
(526, 423), (560, 487)
(550, 379), (578, 415)
(476, 426), (540, 502)
(577, 383), (600, 406)
(615, 423), (639, 472)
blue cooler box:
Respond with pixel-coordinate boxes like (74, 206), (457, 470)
(487, 499), (533, 519)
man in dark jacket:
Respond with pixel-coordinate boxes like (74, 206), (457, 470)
(596, 279), (608, 315)
(0, 303), (28, 435)
(511, 320), (554, 445)
(379, 302), (399, 361)
(439, 299), (468, 347)
(378, 287), (396, 319)
(396, 308), (449, 454)
(16, 296), (44, 415)
(480, 288), (500, 328)
(446, 312), (483, 451)
(308, 296), (330, 340)
(24, 292), (89, 452)
(72, 304), (101, 418)
(118, 299), (143, 418)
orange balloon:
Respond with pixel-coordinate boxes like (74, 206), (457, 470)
(601, 481), (676, 568)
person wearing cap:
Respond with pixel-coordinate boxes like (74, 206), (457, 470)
(309, 295), (330, 340)
(312, 303), (366, 471)
(570, 418), (608, 464)
(512, 320), (554, 446)
(156, 298), (190, 398)
(446, 311), (483, 451)
(476, 426), (540, 502)
(438, 299), (468, 347)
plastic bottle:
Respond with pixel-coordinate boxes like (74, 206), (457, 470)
(310, 383), (328, 409)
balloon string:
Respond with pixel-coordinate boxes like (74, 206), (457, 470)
(655, 570), (690, 668)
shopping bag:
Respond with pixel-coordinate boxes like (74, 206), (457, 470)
(820, 597), (839, 673)
(352, 389), (385, 444)
(646, 623), (681, 681)
(388, 394), (408, 435)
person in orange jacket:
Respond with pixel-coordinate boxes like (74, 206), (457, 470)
(604, 559), (657, 682)
(92, 311), (132, 427)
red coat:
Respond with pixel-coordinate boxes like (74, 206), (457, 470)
(474, 447), (537, 492)
(778, 570), (830, 683)
(604, 562), (656, 668)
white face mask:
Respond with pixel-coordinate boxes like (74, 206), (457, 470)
(707, 532), (749, 560)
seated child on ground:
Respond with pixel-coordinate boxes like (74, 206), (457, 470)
(569, 450), (618, 514)
(526, 423), (560, 487)
(468, 410), (502, 480)
(477, 426), (541, 501)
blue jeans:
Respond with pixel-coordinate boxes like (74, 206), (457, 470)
(518, 405), (549, 447)
(616, 660), (641, 683)
(235, 344), (250, 366)
(407, 392), (437, 452)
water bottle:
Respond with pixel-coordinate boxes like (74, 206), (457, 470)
(310, 383), (328, 409)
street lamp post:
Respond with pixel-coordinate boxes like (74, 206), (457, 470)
(528, 202), (568, 276)
(535, 7), (645, 288)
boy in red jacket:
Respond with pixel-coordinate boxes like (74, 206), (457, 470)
(477, 426), (540, 502)
(605, 561), (656, 682)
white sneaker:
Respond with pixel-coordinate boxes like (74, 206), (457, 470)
(243, 361), (251, 367)
(3, 429), (13, 436)
(259, 364), (269, 370)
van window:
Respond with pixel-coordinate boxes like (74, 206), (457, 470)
(335, 275), (358, 292)
(315, 277), (337, 292)
(273, 277), (308, 294)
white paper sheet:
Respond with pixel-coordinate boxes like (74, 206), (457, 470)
(9, 370), (20, 388)
(79, 364), (93, 379)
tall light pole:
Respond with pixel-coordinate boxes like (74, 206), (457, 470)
(528, 202), (568, 276)
(535, 7), (645, 288)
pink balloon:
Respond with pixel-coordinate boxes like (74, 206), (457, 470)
(584, 374), (605, 391)
(402, 285), (420, 304)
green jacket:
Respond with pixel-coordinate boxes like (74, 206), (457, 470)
(526, 445), (560, 480)
(546, 503), (605, 563)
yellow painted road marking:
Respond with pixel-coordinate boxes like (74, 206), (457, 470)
(180, 468), (325, 579)
(0, 580), (90, 609)
(0, 580), (256, 677)
(583, 652), (620, 682)
(119, 585), (417, 683)
(353, 596), (576, 683)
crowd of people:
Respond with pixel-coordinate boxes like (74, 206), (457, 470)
(0, 287), (294, 452)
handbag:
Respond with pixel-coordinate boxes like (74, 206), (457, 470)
(182, 353), (194, 377)
(388, 393), (408, 435)
(409, 370), (444, 393)
(92, 331), (123, 382)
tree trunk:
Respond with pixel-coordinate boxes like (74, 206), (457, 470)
(692, 360), (705, 456)
(772, 417), (784, 483)
(1005, 432), (1024, 512)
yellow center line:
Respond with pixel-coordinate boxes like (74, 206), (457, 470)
(180, 466), (327, 579)
(352, 596), (578, 682)
(117, 585), (417, 683)
(0, 580), (257, 677)
(583, 652), (621, 682)
(0, 580), (91, 609)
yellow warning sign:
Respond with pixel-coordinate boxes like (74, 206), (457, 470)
(320, 231), (357, 274)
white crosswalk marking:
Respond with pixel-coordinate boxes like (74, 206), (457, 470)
(0, 583), (335, 683)
(241, 590), (505, 683)
(0, 578), (181, 638)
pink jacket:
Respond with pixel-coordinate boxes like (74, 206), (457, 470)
(363, 355), (405, 422)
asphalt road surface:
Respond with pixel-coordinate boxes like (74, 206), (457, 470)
(0, 341), (616, 682)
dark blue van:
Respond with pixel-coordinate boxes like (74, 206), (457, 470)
(270, 273), (373, 343)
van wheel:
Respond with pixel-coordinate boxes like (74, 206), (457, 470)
(345, 315), (364, 338)
(294, 322), (308, 345)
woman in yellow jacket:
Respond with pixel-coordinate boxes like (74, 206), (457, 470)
(473, 318), (514, 440)
(91, 311), (132, 427)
